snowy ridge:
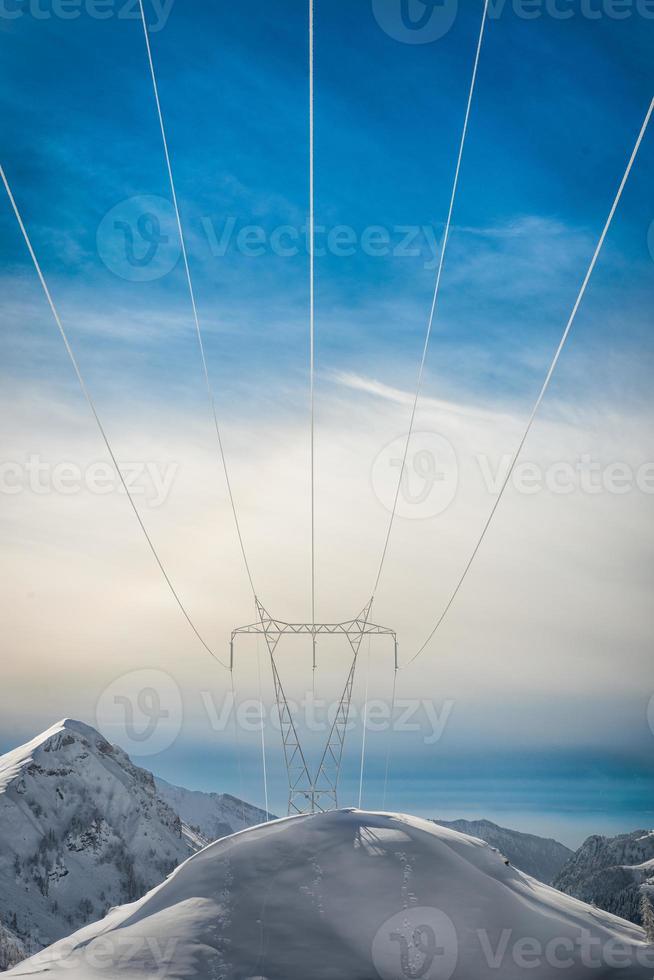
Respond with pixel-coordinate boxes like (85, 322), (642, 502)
(155, 775), (274, 840)
(433, 817), (573, 883)
(9, 810), (653, 979)
(554, 830), (654, 926)
(0, 720), (99, 794)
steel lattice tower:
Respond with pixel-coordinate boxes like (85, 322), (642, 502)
(231, 601), (397, 814)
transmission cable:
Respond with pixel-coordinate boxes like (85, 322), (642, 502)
(309, 0), (317, 674)
(137, 0), (257, 600)
(401, 96), (654, 669)
(229, 662), (247, 824)
(256, 634), (270, 820)
(0, 163), (229, 670)
(370, 0), (491, 601)
(381, 666), (398, 811)
(357, 635), (372, 809)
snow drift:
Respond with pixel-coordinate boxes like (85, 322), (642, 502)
(8, 809), (653, 979)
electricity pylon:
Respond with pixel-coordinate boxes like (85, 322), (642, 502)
(231, 600), (397, 814)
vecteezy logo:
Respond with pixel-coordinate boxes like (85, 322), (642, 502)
(647, 694), (654, 738)
(371, 431), (458, 520)
(647, 219), (654, 264)
(96, 195), (181, 281)
(372, 0), (458, 44)
(372, 907), (458, 980)
(95, 669), (183, 756)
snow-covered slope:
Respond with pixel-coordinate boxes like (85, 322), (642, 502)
(155, 776), (273, 841)
(0, 926), (24, 973)
(434, 817), (572, 883)
(554, 830), (654, 925)
(9, 810), (653, 979)
(0, 720), (193, 961)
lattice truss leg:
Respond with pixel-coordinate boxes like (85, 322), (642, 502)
(231, 599), (397, 815)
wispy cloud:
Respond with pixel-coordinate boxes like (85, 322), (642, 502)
(330, 369), (518, 426)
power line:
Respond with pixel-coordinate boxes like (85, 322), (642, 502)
(357, 636), (372, 809)
(256, 634), (270, 819)
(381, 668), (398, 811)
(371, 0), (491, 600)
(401, 96), (654, 670)
(309, 0), (317, 667)
(137, 0), (257, 599)
(0, 162), (229, 670)
(229, 663), (247, 824)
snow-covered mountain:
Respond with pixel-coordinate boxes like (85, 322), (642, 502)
(155, 776), (273, 841)
(0, 719), (272, 971)
(8, 810), (652, 980)
(554, 830), (654, 925)
(433, 817), (573, 883)
(0, 719), (194, 963)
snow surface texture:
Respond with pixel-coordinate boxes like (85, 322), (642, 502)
(433, 817), (573, 883)
(555, 831), (654, 926)
(9, 810), (653, 980)
(155, 776), (273, 842)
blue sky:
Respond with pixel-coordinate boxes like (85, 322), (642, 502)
(0, 0), (653, 847)
(1, 0), (653, 400)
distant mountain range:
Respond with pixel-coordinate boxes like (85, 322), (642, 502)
(432, 821), (654, 929)
(1, 718), (650, 974)
(155, 776), (271, 843)
(433, 817), (573, 883)
(554, 830), (654, 926)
